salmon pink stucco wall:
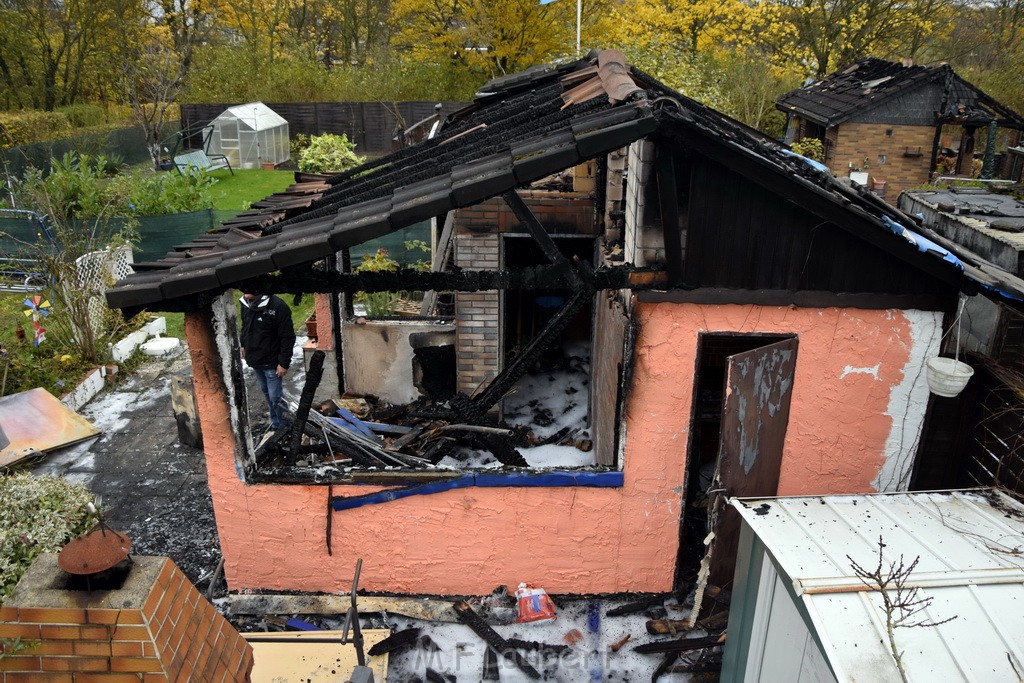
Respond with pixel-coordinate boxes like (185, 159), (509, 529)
(629, 302), (942, 496)
(186, 298), (940, 596)
(186, 296), (685, 597)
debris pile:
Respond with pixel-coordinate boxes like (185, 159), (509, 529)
(252, 345), (598, 482)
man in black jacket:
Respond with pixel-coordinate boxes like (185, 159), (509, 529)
(239, 292), (296, 429)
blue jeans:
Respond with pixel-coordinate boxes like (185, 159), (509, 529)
(253, 366), (285, 428)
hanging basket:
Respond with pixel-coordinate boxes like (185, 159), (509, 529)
(926, 357), (974, 397)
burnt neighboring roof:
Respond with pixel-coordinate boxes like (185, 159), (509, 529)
(777, 57), (1024, 129)
(107, 50), (1024, 315)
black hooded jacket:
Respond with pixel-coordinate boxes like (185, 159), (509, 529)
(239, 294), (296, 369)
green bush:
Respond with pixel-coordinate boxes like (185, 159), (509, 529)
(354, 248), (400, 316)
(115, 169), (215, 216)
(0, 111), (72, 149)
(297, 133), (365, 174)
(57, 104), (108, 129)
(791, 138), (825, 162)
(0, 473), (93, 599)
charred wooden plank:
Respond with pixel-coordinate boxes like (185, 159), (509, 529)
(652, 652), (679, 682)
(288, 350), (325, 464)
(386, 426), (425, 452)
(607, 594), (667, 617)
(482, 646), (500, 681)
(367, 627), (421, 656)
(452, 601), (541, 679)
(634, 633), (726, 655)
(505, 638), (570, 653)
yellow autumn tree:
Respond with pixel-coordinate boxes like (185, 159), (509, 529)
(391, 0), (579, 78)
(752, 0), (952, 78)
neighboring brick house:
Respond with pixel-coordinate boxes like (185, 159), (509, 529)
(778, 57), (1024, 197)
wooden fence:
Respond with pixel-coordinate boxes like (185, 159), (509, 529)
(180, 102), (467, 155)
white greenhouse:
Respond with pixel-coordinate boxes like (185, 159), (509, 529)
(207, 102), (290, 170)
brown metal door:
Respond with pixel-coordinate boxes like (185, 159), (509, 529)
(707, 336), (797, 588)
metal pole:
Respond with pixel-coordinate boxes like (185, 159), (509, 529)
(576, 0), (581, 57)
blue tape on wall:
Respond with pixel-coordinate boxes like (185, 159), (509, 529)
(330, 471), (624, 511)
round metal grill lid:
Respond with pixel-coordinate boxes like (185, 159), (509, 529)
(58, 527), (132, 575)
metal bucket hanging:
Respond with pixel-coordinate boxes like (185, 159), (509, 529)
(926, 356), (974, 397)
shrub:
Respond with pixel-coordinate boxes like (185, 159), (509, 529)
(791, 138), (825, 162)
(354, 248), (400, 316)
(57, 104), (108, 129)
(0, 473), (93, 599)
(115, 169), (215, 216)
(298, 133), (365, 174)
(0, 111), (72, 149)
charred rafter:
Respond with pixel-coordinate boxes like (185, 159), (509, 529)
(241, 264), (663, 298)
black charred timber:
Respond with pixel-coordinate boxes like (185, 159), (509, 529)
(288, 350), (325, 465)
(502, 191), (576, 277)
(249, 263), (649, 297)
(475, 433), (528, 467)
(425, 669), (454, 683)
(652, 652), (680, 682)
(505, 638), (571, 653)
(367, 628), (422, 656)
(607, 594), (668, 617)
(326, 484), (333, 556)
(634, 635), (725, 655)
(473, 288), (590, 413)
(254, 427), (292, 466)
(452, 601), (541, 680)
(482, 646), (500, 681)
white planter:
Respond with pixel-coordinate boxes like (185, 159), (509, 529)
(926, 357), (974, 397)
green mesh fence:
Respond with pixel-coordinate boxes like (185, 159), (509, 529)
(0, 121), (181, 178)
(132, 210), (239, 262)
(0, 214), (54, 260)
(349, 220), (431, 267)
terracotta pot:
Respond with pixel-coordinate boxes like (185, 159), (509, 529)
(305, 317), (317, 339)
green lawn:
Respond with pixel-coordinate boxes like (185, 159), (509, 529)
(208, 169), (296, 211)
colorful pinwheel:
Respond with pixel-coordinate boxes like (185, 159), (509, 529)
(23, 295), (50, 346)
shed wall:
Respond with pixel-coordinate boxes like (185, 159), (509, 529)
(831, 123), (935, 197)
(187, 301), (939, 595)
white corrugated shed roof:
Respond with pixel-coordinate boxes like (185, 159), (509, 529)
(733, 490), (1024, 682)
(216, 102), (287, 131)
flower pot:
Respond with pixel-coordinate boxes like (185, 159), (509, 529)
(305, 316), (317, 339)
(262, 162), (276, 170)
(926, 357), (974, 397)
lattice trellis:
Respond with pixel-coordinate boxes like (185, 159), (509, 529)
(73, 245), (134, 338)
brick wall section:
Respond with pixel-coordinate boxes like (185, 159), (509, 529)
(452, 191), (596, 395)
(831, 122), (936, 197)
(0, 555), (253, 682)
(454, 228), (500, 395)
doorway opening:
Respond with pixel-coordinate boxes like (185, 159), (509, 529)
(677, 332), (798, 594)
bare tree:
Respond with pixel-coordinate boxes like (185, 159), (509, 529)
(848, 537), (957, 683)
(120, 29), (190, 171)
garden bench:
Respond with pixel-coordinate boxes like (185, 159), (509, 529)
(173, 149), (233, 175)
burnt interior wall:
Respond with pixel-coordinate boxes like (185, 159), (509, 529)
(453, 191), (596, 395)
(683, 155), (958, 296)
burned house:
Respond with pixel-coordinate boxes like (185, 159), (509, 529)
(777, 57), (1024, 197)
(107, 50), (1024, 598)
